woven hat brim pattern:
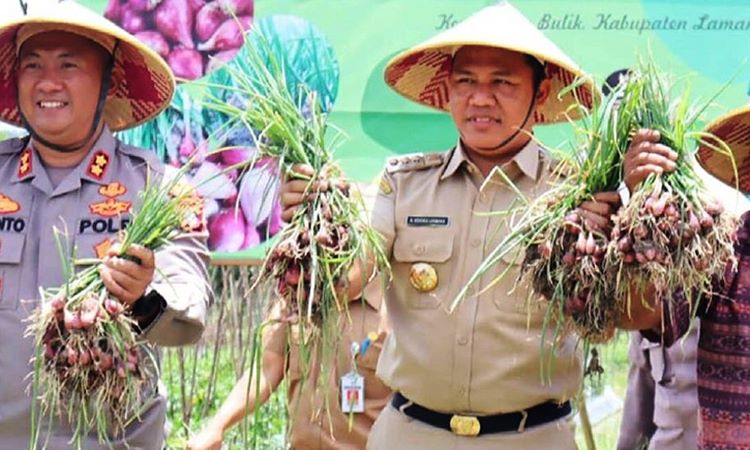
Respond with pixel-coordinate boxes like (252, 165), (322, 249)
(697, 106), (750, 193)
(0, 5), (174, 131)
(385, 46), (594, 124)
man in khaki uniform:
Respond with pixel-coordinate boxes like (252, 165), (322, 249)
(282, 2), (605, 448)
(0, 2), (212, 448)
(188, 282), (390, 450)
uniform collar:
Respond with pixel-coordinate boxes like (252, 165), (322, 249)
(440, 139), (541, 182)
(513, 139), (541, 181)
(12, 127), (118, 196)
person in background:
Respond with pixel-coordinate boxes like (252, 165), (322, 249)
(598, 69), (700, 450)
(188, 280), (390, 450)
(593, 104), (750, 449)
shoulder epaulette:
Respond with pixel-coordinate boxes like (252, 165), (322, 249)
(385, 152), (445, 174)
(0, 137), (29, 155)
(117, 141), (166, 174)
(537, 146), (572, 179)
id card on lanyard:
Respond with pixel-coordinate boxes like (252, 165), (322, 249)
(341, 371), (365, 413)
(340, 331), (378, 414)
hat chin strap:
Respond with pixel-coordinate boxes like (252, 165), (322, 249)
(19, 42), (118, 154)
(469, 83), (540, 153)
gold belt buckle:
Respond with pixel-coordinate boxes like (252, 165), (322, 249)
(449, 414), (481, 437)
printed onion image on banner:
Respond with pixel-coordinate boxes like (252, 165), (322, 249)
(104, 0), (254, 80)
(116, 85), (280, 255)
(118, 14), (340, 262)
(207, 15), (340, 113)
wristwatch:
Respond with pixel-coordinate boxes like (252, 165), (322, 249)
(617, 181), (631, 207)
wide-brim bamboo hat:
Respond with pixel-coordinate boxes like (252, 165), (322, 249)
(697, 105), (750, 193)
(383, 1), (596, 124)
(0, 0), (175, 131)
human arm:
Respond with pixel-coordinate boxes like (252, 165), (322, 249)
(187, 348), (286, 450)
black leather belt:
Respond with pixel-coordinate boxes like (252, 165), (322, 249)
(391, 392), (571, 437)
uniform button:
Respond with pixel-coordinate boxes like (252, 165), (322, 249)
(458, 386), (467, 395)
(458, 336), (469, 345)
(470, 238), (481, 248)
(414, 244), (425, 255)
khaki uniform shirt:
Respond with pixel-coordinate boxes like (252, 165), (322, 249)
(371, 141), (582, 415)
(0, 129), (212, 449)
(264, 282), (391, 450)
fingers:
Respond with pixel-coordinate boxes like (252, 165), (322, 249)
(100, 266), (140, 305)
(627, 129), (677, 163)
(577, 209), (611, 232)
(629, 164), (669, 180)
(280, 190), (306, 210)
(104, 256), (151, 281)
(631, 146), (677, 171)
(281, 206), (297, 223)
(577, 192), (620, 232)
(121, 244), (155, 269)
(579, 200), (611, 216)
(106, 242), (121, 257)
(279, 165), (350, 222)
(285, 164), (315, 181)
(105, 243), (154, 265)
(624, 129), (679, 191)
(280, 179), (312, 222)
(100, 246), (154, 305)
(579, 192), (619, 216)
(644, 143), (678, 162)
(593, 192), (620, 206)
(590, 191), (621, 206)
(279, 179), (310, 198)
(630, 128), (660, 146)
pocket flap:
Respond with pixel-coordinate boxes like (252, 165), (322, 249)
(74, 234), (113, 261)
(0, 233), (25, 264)
(393, 231), (453, 263)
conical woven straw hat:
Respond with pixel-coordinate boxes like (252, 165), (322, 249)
(384, 1), (596, 123)
(0, 0), (175, 131)
(697, 105), (750, 193)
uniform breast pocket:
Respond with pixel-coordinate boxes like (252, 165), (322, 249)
(74, 233), (115, 262)
(491, 245), (538, 314)
(392, 230), (454, 309)
(0, 233), (26, 311)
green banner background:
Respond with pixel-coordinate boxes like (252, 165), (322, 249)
(66, 1), (750, 262)
(80, 0), (750, 181)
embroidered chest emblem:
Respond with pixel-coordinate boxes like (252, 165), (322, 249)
(170, 183), (206, 232)
(0, 193), (21, 214)
(89, 182), (131, 218)
(98, 182), (127, 198)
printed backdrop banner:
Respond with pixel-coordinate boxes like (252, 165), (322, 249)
(52, 1), (750, 262)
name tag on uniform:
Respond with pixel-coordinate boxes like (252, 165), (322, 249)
(340, 371), (365, 413)
(407, 216), (449, 227)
